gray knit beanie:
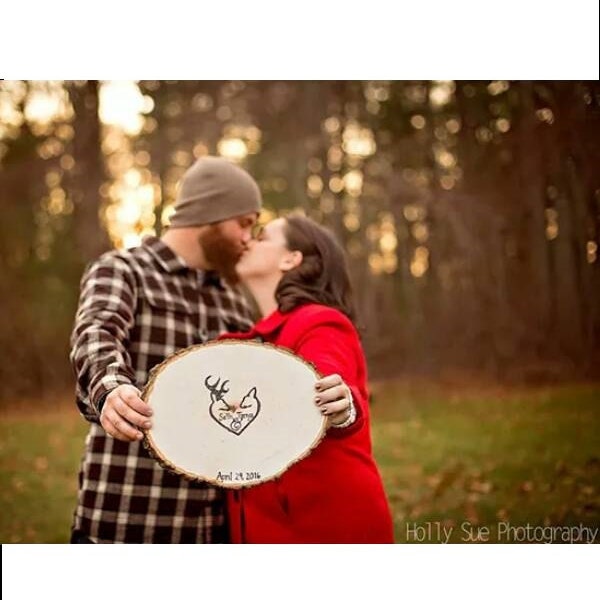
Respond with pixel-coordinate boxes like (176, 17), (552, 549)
(169, 156), (262, 228)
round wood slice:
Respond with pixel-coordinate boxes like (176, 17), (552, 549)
(142, 340), (327, 488)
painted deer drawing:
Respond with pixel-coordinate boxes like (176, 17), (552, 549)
(204, 375), (261, 435)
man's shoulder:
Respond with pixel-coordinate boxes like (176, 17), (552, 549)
(80, 246), (161, 291)
(90, 244), (155, 271)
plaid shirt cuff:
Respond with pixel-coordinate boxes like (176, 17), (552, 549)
(90, 373), (136, 416)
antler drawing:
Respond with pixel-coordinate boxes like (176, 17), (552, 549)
(204, 376), (232, 411)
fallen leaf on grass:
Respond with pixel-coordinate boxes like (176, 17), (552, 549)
(432, 463), (464, 499)
(12, 477), (25, 492)
(464, 501), (479, 525)
(496, 508), (509, 520)
(469, 480), (493, 494)
(519, 481), (534, 493)
(34, 456), (48, 472)
(555, 460), (569, 475)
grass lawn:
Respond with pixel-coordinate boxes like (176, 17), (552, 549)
(1, 382), (599, 543)
(370, 381), (600, 542)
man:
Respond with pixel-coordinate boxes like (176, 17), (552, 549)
(70, 156), (354, 543)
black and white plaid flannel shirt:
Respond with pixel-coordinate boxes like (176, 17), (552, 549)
(70, 236), (254, 543)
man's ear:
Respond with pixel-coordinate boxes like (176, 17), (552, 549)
(280, 250), (303, 272)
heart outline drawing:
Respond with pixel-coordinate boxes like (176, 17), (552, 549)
(204, 375), (261, 436)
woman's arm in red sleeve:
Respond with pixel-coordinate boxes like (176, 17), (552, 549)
(294, 316), (366, 437)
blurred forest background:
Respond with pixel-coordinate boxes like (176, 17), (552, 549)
(1, 80), (600, 401)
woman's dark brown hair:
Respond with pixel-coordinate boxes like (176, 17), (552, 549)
(275, 215), (357, 321)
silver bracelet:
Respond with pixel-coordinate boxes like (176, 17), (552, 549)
(331, 392), (357, 428)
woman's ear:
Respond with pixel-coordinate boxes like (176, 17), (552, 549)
(280, 250), (303, 272)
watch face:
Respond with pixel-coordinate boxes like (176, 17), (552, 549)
(143, 340), (327, 488)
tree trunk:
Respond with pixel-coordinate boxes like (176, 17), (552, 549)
(67, 80), (110, 262)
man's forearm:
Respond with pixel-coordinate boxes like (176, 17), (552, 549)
(70, 256), (138, 421)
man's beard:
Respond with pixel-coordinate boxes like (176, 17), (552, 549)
(198, 225), (243, 285)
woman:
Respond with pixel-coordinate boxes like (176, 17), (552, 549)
(219, 215), (394, 544)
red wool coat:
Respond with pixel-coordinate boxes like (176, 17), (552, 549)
(220, 303), (394, 543)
